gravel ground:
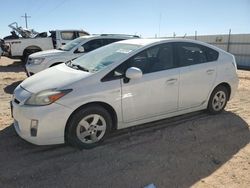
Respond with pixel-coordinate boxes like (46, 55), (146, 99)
(0, 57), (249, 188)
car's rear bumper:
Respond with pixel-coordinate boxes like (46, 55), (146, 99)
(229, 75), (239, 100)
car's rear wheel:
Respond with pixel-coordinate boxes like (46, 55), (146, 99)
(66, 105), (112, 149)
(207, 85), (228, 114)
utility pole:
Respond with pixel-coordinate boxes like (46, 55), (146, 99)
(21, 13), (31, 28)
(227, 29), (231, 52)
(158, 13), (162, 38)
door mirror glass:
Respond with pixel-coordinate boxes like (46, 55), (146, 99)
(76, 46), (85, 53)
(125, 67), (142, 79)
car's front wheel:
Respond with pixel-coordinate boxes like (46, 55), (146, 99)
(207, 85), (229, 114)
(66, 105), (112, 149)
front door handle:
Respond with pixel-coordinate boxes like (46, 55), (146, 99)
(166, 78), (178, 85)
(206, 69), (215, 75)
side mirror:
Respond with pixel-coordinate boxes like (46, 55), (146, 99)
(76, 46), (85, 53)
(125, 67), (143, 80)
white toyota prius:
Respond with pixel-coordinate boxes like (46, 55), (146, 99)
(12, 38), (239, 148)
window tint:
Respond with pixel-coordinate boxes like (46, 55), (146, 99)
(61, 32), (75, 40)
(83, 39), (103, 52)
(176, 42), (207, 66)
(128, 44), (174, 74)
(102, 43), (174, 82)
(205, 47), (219, 62)
(103, 38), (124, 45)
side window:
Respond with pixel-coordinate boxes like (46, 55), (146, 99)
(101, 43), (174, 82)
(150, 44), (174, 72)
(205, 47), (219, 62)
(61, 32), (75, 40)
(83, 39), (103, 52)
(129, 50), (149, 73)
(176, 42), (207, 67)
(103, 38), (124, 45)
(127, 43), (174, 74)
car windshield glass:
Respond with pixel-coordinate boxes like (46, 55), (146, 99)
(69, 43), (141, 73)
(59, 37), (87, 51)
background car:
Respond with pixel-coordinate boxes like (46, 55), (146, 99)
(12, 38), (238, 149)
(25, 34), (139, 76)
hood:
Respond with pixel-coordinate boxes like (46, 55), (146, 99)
(29, 49), (65, 58)
(20, 63), (91, 93)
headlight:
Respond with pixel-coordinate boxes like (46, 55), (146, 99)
(25, 89), (72, 106)
(30, 58), (45, 65)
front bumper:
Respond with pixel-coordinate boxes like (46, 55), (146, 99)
(12, 100), (73, 145)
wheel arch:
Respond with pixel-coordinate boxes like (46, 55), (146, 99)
(65, 101), (118, 137)
(23, 45), (42, 55)
(213, 82), (231, 100)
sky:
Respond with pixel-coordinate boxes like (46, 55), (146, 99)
(0, 0), (250, 38)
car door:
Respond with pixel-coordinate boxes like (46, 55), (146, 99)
(176, 42), (217, 110)
(119, 43), (179, 122)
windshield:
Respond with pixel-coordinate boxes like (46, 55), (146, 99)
(68, 43), (141, 73)
(59, 37), (87, 51)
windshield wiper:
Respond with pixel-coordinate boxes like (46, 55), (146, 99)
(72, 64), (89, 72)
(66, 60), (89, 72)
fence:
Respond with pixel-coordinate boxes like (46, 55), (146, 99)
(185, 33), (250, 69)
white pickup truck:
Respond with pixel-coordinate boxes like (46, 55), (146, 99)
(1, 23), (89, 62)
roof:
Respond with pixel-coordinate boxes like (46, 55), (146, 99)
(118, 38), (166, 46)
(118, 38), (222, 49)
(77, 34), (140, 40)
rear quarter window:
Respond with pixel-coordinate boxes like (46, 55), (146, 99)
(205, 47), (219, 62)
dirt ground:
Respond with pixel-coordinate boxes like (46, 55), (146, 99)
(0, 57), (249, 188)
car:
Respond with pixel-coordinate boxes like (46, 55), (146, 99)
(11, 38), (239, 149)
(2, 22), (89, 62)
(25, 34), (139, 76)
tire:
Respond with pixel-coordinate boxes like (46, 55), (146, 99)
(207, 85), (229, 114)
(24, 51), (30, 64)
(22, 49), (41, 64)
(21, 50), (29, 64)
(66, 105), (112, 149)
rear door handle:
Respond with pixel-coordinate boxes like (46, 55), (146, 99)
(166, 78), (178, 85)
(206, 69), (215, 75)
